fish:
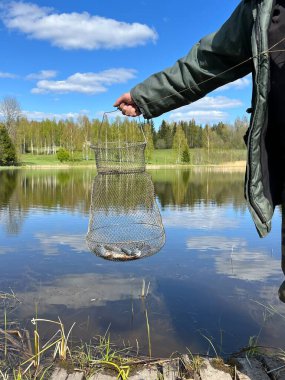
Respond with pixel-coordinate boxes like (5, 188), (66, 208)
(104, 244), (121, 253)
(121, 248), (133, 256)
(96, 245), (107, 256)
(95, 244), (141, 261)
(133, 249), (142, 257)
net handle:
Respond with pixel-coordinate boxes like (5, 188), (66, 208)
(97, 110), (147, 145)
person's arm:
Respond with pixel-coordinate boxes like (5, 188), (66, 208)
(115, 0), (253, 119)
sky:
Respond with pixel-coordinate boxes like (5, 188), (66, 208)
(0, 0), (252, 128)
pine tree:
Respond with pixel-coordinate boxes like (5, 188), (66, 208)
(0, 125), (17, 166)
(181, 146), (191, 163)
(172, 125), (188, 163)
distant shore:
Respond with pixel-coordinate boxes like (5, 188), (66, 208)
(0, 160), (246, 171)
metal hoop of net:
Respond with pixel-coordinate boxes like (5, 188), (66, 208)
(86, 173), (165, 261)
(91, 112), (147, 174)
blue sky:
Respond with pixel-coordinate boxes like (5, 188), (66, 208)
(0, 0), (252, 127)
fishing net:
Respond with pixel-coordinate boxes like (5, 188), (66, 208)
(91, 113), (147, 174)
(86, 173), (165, 261)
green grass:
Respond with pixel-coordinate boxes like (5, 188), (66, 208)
(19, 153), (95, 167)
(13, 149), (247, 168)
(148, 149), (178, 165)
(149, 148), (246, 165)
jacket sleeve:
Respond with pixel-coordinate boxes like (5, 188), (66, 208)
(130, 0), (254, 119)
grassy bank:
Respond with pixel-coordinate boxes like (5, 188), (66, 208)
(0, 291), (283, 379)
(16, 149), (246, 168)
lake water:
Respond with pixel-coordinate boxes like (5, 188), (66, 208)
(0, 168), (285, 358)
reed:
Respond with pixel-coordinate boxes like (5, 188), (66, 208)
(0, 370), (9, 380)
(140, 279), (150, 298)
(185, 348), (203, 373)
(145, 309), (152, 359)
(201, 334), (218, 359)
(20, 316), (75, 376)
(4, 310), (7, 360)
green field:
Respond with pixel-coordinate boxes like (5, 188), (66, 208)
(148, 148), (246, 165)
(20, 153), (95, 166)
(17, 148), (246, 167)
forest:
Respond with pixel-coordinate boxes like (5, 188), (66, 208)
(0, 96), (248, 165)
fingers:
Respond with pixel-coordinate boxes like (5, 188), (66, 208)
(113, 96), (125, 108)
(120, 104), (141, 117)
(113, 92), (133, 107)
(114, 92), (141, 117)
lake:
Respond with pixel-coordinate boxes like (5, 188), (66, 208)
(0, 168), (284, 358)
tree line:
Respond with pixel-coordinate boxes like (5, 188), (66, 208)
(0, 96), (248, 165)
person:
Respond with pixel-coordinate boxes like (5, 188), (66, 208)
(114, 0), (285, 239)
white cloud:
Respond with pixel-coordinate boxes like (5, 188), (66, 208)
(16, 273), (152, 315)
(23, 110), (89, 121)
(169, 110), (228, 123)
(0, 71), (17, 78)
(187, 234), (281, 282)
(162, 205), (239, 230)
(187, 236), (247, 251)
(26, 70), (57, 80)
(2, 1), (158, 50)
(214, 76), (251, 92)
(215, 249), (280, 282)
(189, 96), (243, 110)
(0, 246), (17, 255)
(35, 233), (88, 255)
(168, 96), (243, 123)
(31, 68), (137, 94)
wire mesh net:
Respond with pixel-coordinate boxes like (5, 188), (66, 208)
(91, 113), (147, 174)
(86, 173), (165, 261)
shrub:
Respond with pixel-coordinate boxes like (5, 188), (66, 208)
(57, 148), (70, 162)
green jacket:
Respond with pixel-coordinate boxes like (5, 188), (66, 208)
(131, 0), (275, 237)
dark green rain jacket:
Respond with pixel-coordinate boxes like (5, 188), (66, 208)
(131, 0), (276, 238)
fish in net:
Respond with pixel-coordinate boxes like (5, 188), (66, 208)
(86, 172), (165, 261)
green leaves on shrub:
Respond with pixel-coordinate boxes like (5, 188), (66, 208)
(57, 148), (70, 162)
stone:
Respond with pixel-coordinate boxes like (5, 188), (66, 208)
(67, 372), (84, 380)
(199, 359), (232, 380)
(86, 366), (159, 380)
(89, 373), (117, 379)
(128, 367), (159, 379)
(235, 358), (270, 380)
(236, 369), (252, 380)
(162, 358), (180, 380)
(261, 355), (285, 380)
(49, 368), (68, 380)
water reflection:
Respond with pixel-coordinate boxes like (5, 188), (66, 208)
(0, 169), (247, 225)
(0, 169), (285, 356)
(187, 236), (281, 281)
(35, 233), (88, 255)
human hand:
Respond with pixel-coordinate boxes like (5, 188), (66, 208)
(113, 93), (141, 117)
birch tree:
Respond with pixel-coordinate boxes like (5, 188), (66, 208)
(0, 96), (21, 143)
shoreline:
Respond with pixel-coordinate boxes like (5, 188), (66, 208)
(0, 160), (246, 172)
